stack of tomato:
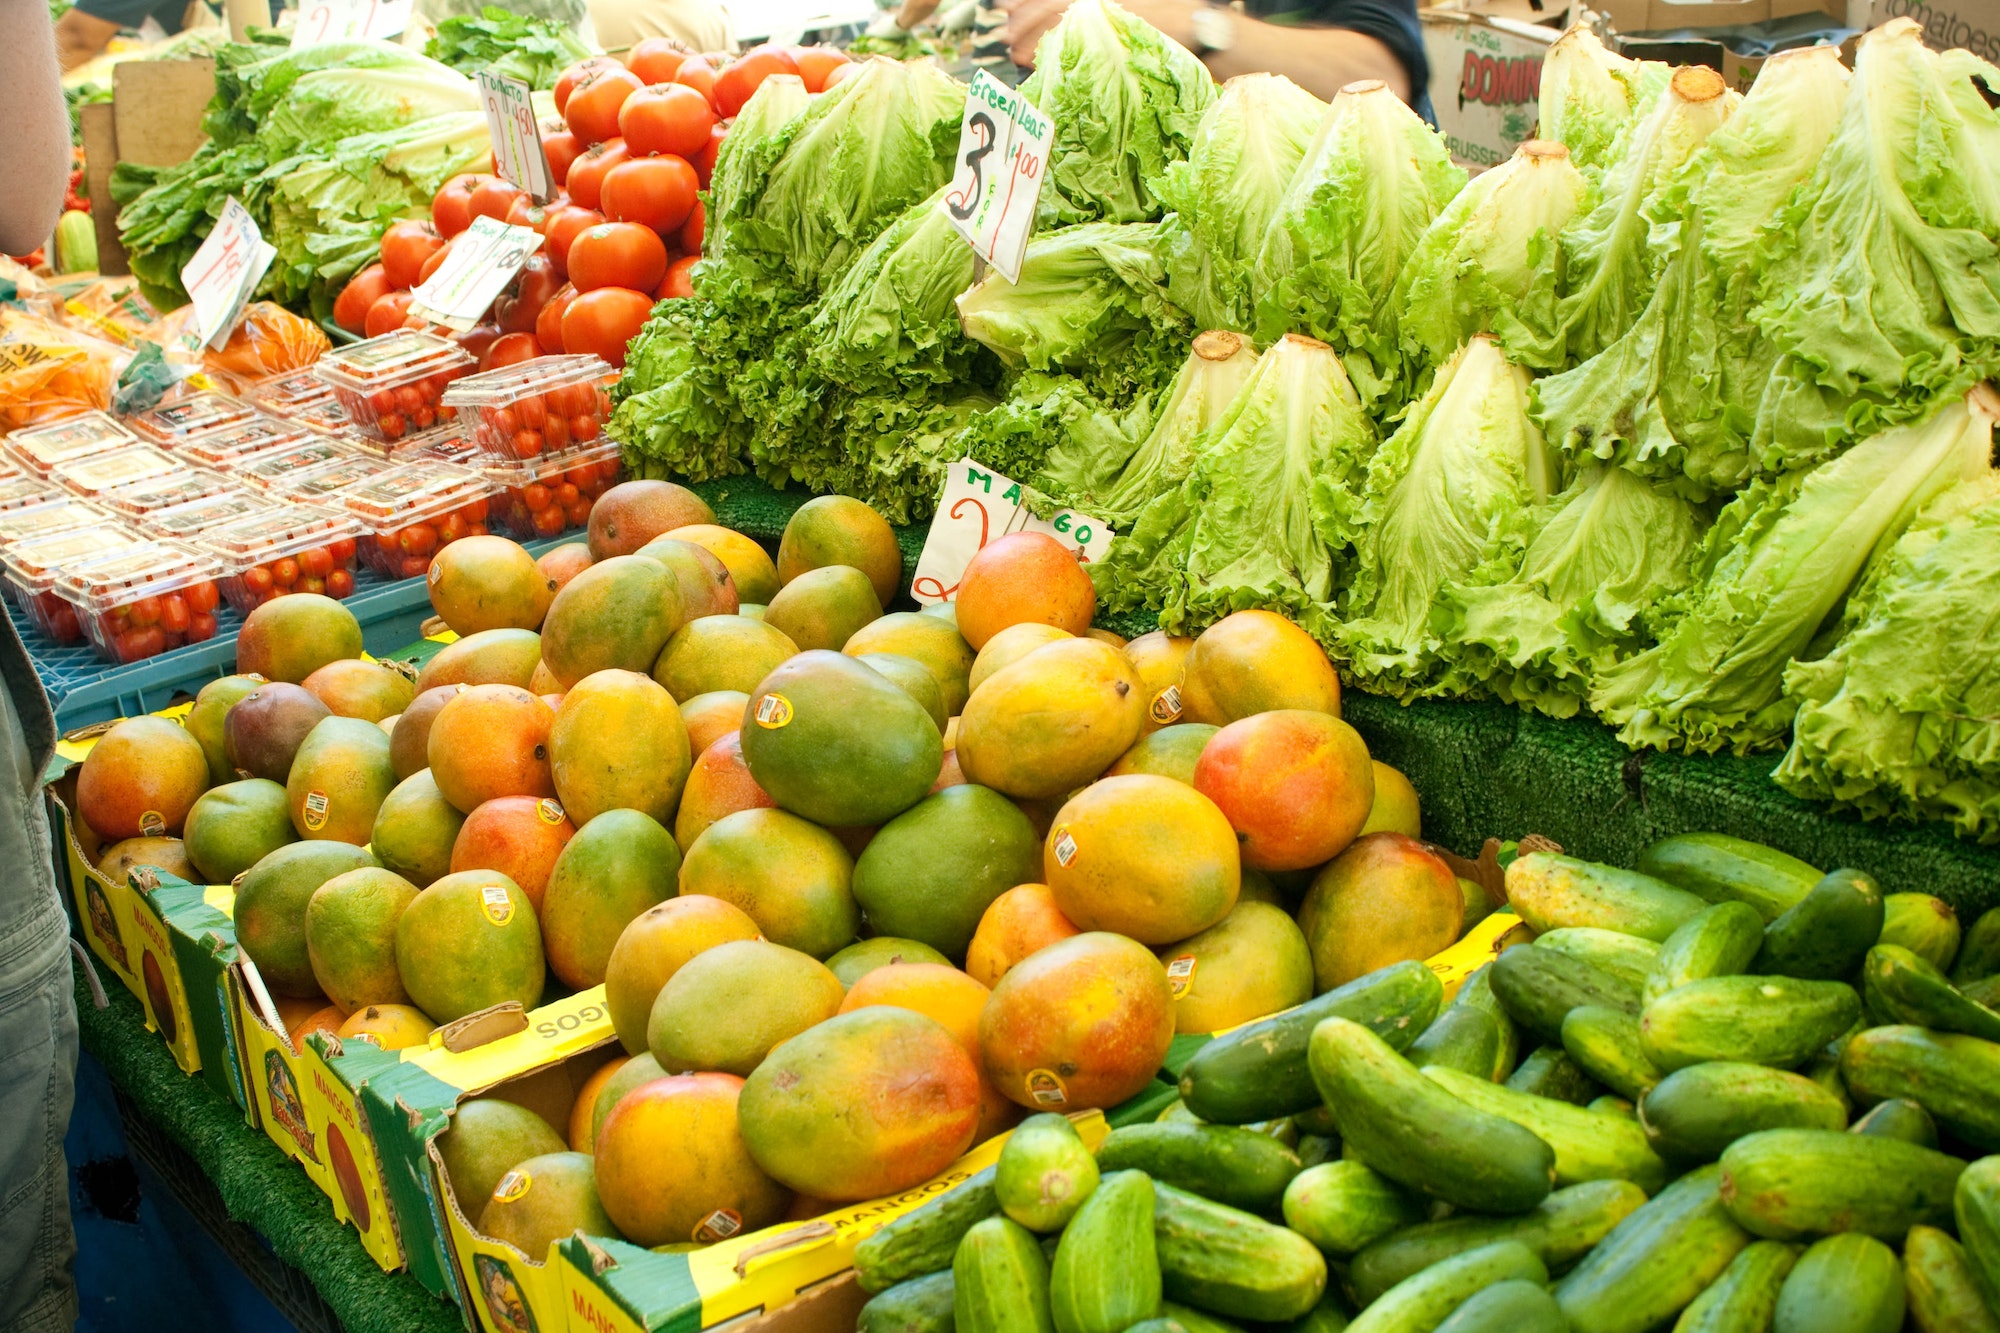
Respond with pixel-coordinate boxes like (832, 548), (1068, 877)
(330, 39), (853, 371)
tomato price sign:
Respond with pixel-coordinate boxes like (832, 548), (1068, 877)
(910, 459), (1113, 605)
(479, 71), (556, 204)
(181, 199), (276, 351)
(941, 71), (1052, 284)
(409, 216), (541, 331)
(290, 0), (412, 46)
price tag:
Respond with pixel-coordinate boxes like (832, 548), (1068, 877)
(910, 459), (1112, 604)
(941, 71), (1053, 284)
(408, 216), (541, 331)
(479, 72), (555, 203)
(290, 0), (412, 46)
(180, 199), (276, 351)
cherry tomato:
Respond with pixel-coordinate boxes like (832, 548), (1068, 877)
(469, 178), (529, 226)
(243, 566), (274, 596)
(188, 612), (217, 642)
(679, 198), (703, 254)
(524, 482), (553, 511)
(437, 511), (469, 544)
(694, 122), (726, 188)
(660, 253), (699, 300)
(538, 283), (577, 352)
(617, 83), (716, 159)
(330, 538), (357, 564)
(272, 557), (300, 588)
(299, 546), (334, 579)
(625, 37), (689, 85)
(399, 525), (438, 557)
(672, 56), (719, 111)
(565, 140), (630, 213)
(365, 291), (416, 338)
(821, 59), (859, 90)
(562, 287), (655, 368)
(127, 595), (161, 627)
(483, 332), (542, 370)
(417, 240), (455, 285)
(495, 253), (562, 335)
(186, 580), (220, 614)
(433, 173), (495, 238)
(542, 129), (584, 186)
(554, 56), (623, 115)
(401, 556), (432, 579)
(334, 264), (393, 333)
(568, 222), (668, 293)
(534, 505), (568, 537)
(713, 45), (801, 119)
(566, 65), (644, 144)
(514, 429), (545, 458)
(117, 626), (166, 663)
(791, 46), (851, 92)
(543, 206), (605, 279)
(159, 594), (191, 634)
(326, 569), (355, 599)
(598, 155), (699, 236)
(380, 220), (445, 289)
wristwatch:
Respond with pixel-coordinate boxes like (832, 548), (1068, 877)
(1188, 3), (1237, 58)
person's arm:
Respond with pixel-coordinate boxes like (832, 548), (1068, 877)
(0, 6), (72, 255)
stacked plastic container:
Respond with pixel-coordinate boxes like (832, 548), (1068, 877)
(195, 505), (365, 613)
(441, 356), (623, 540)
(315, 331), (476, 444)
(54, 541), (227, 662)
(334, 463), (492, 580)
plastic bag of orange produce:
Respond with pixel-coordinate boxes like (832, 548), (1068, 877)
(0, 309), (131, 430)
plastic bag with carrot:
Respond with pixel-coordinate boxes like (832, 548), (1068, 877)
(144, 300), (332, 393)
(0, 309), (132, 430)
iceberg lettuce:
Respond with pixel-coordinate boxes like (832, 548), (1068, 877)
(1535, 27), (1672, 179)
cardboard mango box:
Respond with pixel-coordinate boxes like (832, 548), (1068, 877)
(45, 764), (148, 1004)
(127, 873), (245, 1105)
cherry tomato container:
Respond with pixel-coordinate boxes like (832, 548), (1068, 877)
(391, 423), (481, 467)
(441, 354), (614, 465)
(50, 444), (182, 497)
(170, 413), (315, 470)
(197, 505), (366, 614)
(56, 540), (227, 663)
(314, 331), (476, 444)
(484, 442), (624, 541)
(3, 411), (140, 478)
(238, 438), (359, 494)
(0, 497), (118, 549)
(0, 476), (65, 513)
(280, 453), (395, 505)
(247, 369), (340, 419)
(138, 490), (274, 542)
(336, 463), (492, 581)
(2, 523), (144, 636)
(126, 392), (257, 448)
(98, 469), (237, 523)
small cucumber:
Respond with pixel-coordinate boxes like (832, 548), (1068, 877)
(1308, 1016), (1555, 1215)
(1506, 1045), (1603, 1103)
(1294, 1104), (1340, 1138)
(1346, 1241), (1548, 1333)
(1423, 1064), (1669, 1193)
(1904, 1224), (2000, 1333)
(1279, 1295), (1351, 1333)
(955, 1216), (1055, 1333)
(1672, 1240), (1797, 1333)
(1591, 1095), (1636, 1117)
(1863, 945), (2000, 1043)
(1050, 1170), (1159, 1333)
(1755, 869), (1883, 981)
(1639, 975), (1862, 1072)
(1295, 1135), (1335, 1169)
(1561, 1005), (1664, 1100)
(1449, 963), (1520, 1081)
(1954, 908), (2000, 984)
(1969, 974), (2000, 1008)
(1489, 944), (1639, 1044)
(1159, 1304), (1249, 1333)
(1152, 1181), (1327, 1322)
(1348, 1179), (1647, 1307)
(1881, 893), (1961, 973)
(858, 1167), (1000, 1292)
(1094, 1123), (1300, 1213)
(1554, 1166), (1752, 1333)
(1955, 1156), (2000, 1315)
(1773, 1234), (1905, 1333)
(1505, 852), (1708, 941)
(999, 1114), (1100, 1233)
(860, 1271), (957, 1333)
(1405, 1005), (1502, 1080)
(1280, 1161), (1423, 1256)
(1646, 902), (1766, 1007)
(1434, 1279), (1567, 1333)
(1851, 1098), (1937, 1147)
(1637, 833), (1821, 923)
(1717, 1128), (1964, 1241)
(1842, 1026), (2000, 1150)
(1535, 927), (1662, 989)
(1637, 1062), (1847, 1162)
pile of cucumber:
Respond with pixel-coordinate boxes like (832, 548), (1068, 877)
(853, 833), (2000, 1333)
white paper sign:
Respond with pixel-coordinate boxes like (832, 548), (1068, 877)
(409, 216), (542, 331)
(941, 71), (1053, 284)
(479, 72), (556, 203)
(180, 199), (276, 351)
(911, 459), (1114, 604)
(291, 0), (412, 46)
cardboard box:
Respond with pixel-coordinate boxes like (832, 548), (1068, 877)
(126, 874), (245, 1104)
(1593, 0), (1859, 82)
(1870, 0), (2000, 60)
(1422, 6), (1563, 170)
(46, 773), (146, 1003)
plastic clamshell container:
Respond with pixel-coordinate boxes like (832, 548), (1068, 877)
(138, 490), (274, 542)
(443, 354), (615, 464)
(98, 469), (236, 521)
(55, 539), (226, 663)
(2, 523), (143, 626)
(126, 393), (257, 447)
(247, 368), (338, 415)
(390, 423), (480, 467)
(279, 454), (393, 505)
(196, 504), (365, 614)
(0, 476), (65, 513)
(170, 413), (314, 469)
(484, 441), (622, 541)
(238, 438), (357, 493)
(314, 331), (475, 444)
(0, 497), (117, 547)
(336, 462), (491, 580)
(3, 412), (140, 478)
(50, 444), (181, 497)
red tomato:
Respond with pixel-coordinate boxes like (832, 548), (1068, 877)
(617, 83), (716, 159)
(694, 123), (726, 187)
(713, 45), (801, 118)
(483, 332), (542, 370)
(365, 291), (416, 338)
(495, 253), (562, 334)
(565, 140), (630, 212)
(432, 173), (494, 238)
(379, 220), (444, 290)
(186, 580), (220, 614)
(791, 46), (850, 92)
(566, 65), (644, 145)
(679, 198), (704, 254)
(567, 221), (668, 293)
(660, 254), (699, 300)
(626, 38), (689, 85)
(417, 240), (454, 286)
(672, 56), (719, 110)
(298, 546), (335, 579)
(542, 205), (605, 280)
(599, 155), (698, 235)
(333, 264), (393, 332)
(469, 178), (529, 226)
(821, 59), (859, 90)
(326, 569), (355, 599)
(455, 324), (503, 363)
(504, 195), (549, 232)
(554, 56), (622, 115)
(537, 284), (577, 352)
(562, 287), (654, 368)
(542, 129), (584, 186)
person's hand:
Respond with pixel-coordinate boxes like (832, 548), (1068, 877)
(1001, 0), (1075, 66)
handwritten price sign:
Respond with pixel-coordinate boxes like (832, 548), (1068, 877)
(181, 199), (276, 350)
(479, 72), (555, 203)
(409, 216), (541, 330)
(291, 0), (412, 46)
(910, 459), (1114, 604)
(941, 71), (1052, 284)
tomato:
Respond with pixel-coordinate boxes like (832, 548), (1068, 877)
(565, 140), (630, 212)
(272, 557), (301, 588)
(186, 580), (220, 614)
(567, 221), (668, 293)
(566, 65), (644, 144)
(365, 291), (416, 338)
(660, 253), (699, 300)
(469, 178), (529, 226)
(298, 546), (335, 580)
(672, 56), (719, 110)
(791, 46), (850, 92)
(417, 240), (454, 286)
(821, 59), (859, 90)
(679, 198), (704, 254)
(334, 264), (393, 333)
(542, 206), (605, 279)
(243, 566), (273, 596)
(399, 525), (438, 558)
(625, 37), (689, 85)
(713, 45), (801, 119)
(537, 283), (577, 352)
(694, 122), (726, 188)
(326, 569), (355, 599)
(432, 173), (495, 238)
(617, 83), (716, 159)
(598, 155), (698, 235)
(455, 324), (503, 363)
(379, 220), (443, 291)
(542, 129), (584, 186)
(483, 332), (542, 370)
(562, 287), (654, 368)
(188, 612), (218, 642)
(553, 56), (622, 115)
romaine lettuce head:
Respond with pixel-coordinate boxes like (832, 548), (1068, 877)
(956, 222), (1183, 373)
(1156, 74), (1325, 334)
(1536, 27), (1671, 179)
(256, 62), (479, 158)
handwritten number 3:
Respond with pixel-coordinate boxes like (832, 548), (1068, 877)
(948, 113), (997, 221)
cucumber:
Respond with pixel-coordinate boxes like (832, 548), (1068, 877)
(1280, 1161), (1423, 1256)
(1969, 974), (2000, 1009)
(1449, 964), (1520, 1081)
(1160, 1303), (1250, 1333)
(955, 1216), (1055, 1333)
(1754, 869), (1883, 981)
(1639, 975), (1861, 1072)
(1423, 1064), (1669, 1192)
(1863, 945), (2000, 1043)
(1348, 1179), (1647, 1307)
(1772, 1234), (1905, 1333)
(1561, 1005), (1665, 1100)
(1308, 1017), (1555, 1215)
(858, 1167), (1000, 1292)
(1296, 1135), (1336, 1169)
(1954, 908), (2000, 984)
(1280, 1295), (1351, 1333)
(1637, 1062), (1848, 1162)
(1179, 961), (1443, 1125)
(860, 1271), (957, 1333)
(1505, 852), (1709, 941)
(1672, 1240), (1797, 1333)
(1505, 1045), (1603, 1103)
(1535, 927), (1662, 989)
(1555, 1165), (1752, 1333)
(1346, 1241), (1548, 1333)
(1841, 1026), (2000, 1150)
(1405, 1005), (1502, 1079)
(1050, 1171), (1159, 1333)
(1646, 902), (1766, 1007)
(1904, 1224), (2000, 1333)
(1801, 1048), (1851, 1115)
(1716, 1128), (1964, 1240)
(1489, 944), (1640, 1044)
(999, 1114), (1100, 1233)
(1094, 1123), (1300, 1213)
(1152, 1181), (1326, 1321)
(1956, 1156), (2000, 1315)
(1636, 833), (1822, 923)
(1434, 1280), (1567, 1333)
(1294, 1104), (1340, 1138)
(1851, 1097), (1937, 1147)
(1882, 893), (1962, 974)
(1591, 1095), (1636, 1118)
